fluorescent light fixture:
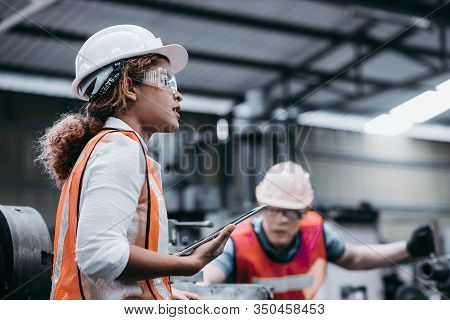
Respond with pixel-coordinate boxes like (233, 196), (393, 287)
(364, 114), (413, 136)
(216, 118), (229, 141)
(298, 110), (450, 142)
(435, 79), (450, 93)
(272, 107), (288, 121)
(298, 111), (366, 131)
(181, 95), (233, 115)
(390, 90), (450, 123)
(0, 71), (72, 98)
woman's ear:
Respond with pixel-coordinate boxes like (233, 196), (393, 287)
(124, 77), (138, 102)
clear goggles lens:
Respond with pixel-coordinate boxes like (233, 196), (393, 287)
(138, 68), (177, 94)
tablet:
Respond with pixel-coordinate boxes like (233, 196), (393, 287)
(173, 205), (267, 256)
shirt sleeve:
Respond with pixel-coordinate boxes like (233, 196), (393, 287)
(323, 221), (346, 262)
(209, 238), (236, 282)
(75, 133), (146, 281)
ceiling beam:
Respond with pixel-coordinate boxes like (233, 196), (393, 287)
(340, 69), (447, 107)
(0, 0), (59, 33)
(10, 24), (395, 89)
(266, 20), (378, 103)
(314, 0), (450, 25)
(6, 1), (447, 106)
(285, 21), (429, 108)
(296, 68), (448, 115)
(90, 0), (450, 59)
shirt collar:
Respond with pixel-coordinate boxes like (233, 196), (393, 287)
(104, 117), (148, 152)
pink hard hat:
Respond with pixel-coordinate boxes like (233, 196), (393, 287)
(256, 161), (314, 210)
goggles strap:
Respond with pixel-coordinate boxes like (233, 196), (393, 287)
(89, 60), (125, 101)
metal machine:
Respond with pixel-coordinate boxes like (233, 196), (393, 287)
(0, 209), (272, 300)
(418, 254), (450, 288)
(416, 255), (450, 299)
(0, 205), (52, 299)
(173, 283), (272, 300)
(168, 218), (273, 299)
(395, 255), (450, 300)
(168, 219), (215, 254)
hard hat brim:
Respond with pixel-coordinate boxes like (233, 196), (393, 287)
(71, 43), (188, 101)
(257, 198), (310, 211)
(151, 44), (189, 74)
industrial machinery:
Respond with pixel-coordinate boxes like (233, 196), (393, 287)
(417, 255), (450, 299)
(418, 254), (450, 286)
(395, 255), (450, 300)
(0, 210), (272, 300)
(0, 205), (52, 299)
(173, 283), (273, 300)
(168, 218), (273, 299)
(168, 219), (214, 254)
(340, 285), (368, 300)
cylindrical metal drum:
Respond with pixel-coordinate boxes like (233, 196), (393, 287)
(0, 205), (52, 299)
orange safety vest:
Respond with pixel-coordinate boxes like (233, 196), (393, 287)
(50, 129), (172, 300)
(232, 211), (326, 300)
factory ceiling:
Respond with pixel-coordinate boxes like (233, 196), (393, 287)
(0, 0), (450, 125)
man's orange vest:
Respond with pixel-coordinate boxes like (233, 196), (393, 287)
(232, 211), (326, 300)
(50, 129), (172, 300)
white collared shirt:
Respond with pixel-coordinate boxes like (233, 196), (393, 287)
(75, 117), (150, 281)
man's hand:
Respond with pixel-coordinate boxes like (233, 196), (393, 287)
(407, 225), (435, 258)
(171, 288), (199, 300)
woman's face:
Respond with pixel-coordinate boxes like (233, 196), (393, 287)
(132, 57), (183, 134)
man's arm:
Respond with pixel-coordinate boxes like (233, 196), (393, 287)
(335, 241), (409, 270)
(334, 225), (435, 270)
(203, 264), (227, 283)
(202, 238), (235, 283)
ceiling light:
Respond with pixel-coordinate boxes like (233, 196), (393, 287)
(364, 114), (413, 136)
(390, 90), (450, 123)
(216, 118), (229, 141)
(435, 79), (450, 93)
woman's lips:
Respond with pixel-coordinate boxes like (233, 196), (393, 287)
(172, 106), (181, 118)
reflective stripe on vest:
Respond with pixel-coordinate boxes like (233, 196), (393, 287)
(252, 274), (314, 293)
(232, 211), (326, 300)
(51, 129), (171, 300)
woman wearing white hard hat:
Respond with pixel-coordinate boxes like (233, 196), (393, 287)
(204, 161), (435, 300)
(38, 25), (234, 300)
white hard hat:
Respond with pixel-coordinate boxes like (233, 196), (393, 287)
(256, 161), (314, 210)
(72, 24), (188, 101)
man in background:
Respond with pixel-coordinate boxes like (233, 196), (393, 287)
(203, 161), (435, 299)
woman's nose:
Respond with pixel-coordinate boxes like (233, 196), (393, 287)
(174, 91), (183, 102)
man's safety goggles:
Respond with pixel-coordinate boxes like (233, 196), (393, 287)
(135, 67), (177, 94)
(266, 207), (307, 220)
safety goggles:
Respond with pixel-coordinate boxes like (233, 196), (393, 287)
(266, 207), (307, 220)
(135, 67), (177, 94)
